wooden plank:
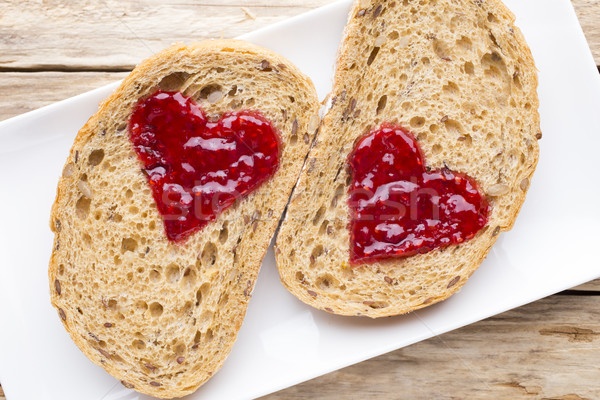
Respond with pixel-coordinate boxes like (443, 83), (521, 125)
(572, 0), (600, 65)
(572, 278), (600, 292)
(1, 0), (595, 70)
(261, 294), (600, 400)
(0, 72), (128, 122)
(0, 0), (336, 70)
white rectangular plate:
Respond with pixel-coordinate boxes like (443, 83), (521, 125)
(1, 0), (600, 399)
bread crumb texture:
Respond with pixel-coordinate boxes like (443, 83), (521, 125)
(276, 0), (539, 318)
(49, 40), (319, 398)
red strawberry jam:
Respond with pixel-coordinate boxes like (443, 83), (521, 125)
(347, 125), (489, 264)
(128, 90), (280, 241)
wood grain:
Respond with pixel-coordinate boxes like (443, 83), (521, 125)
(261, 295), (600, 400)
(0, 0), (336, 70)
(0, 0), (597, 69)
(0, 1), (599, 399)
(572, 0), (600, 64)
(0, 72), (127, 121)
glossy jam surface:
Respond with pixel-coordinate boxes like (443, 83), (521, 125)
(348, 125), (489, 264)
(129, 90), (279, 241)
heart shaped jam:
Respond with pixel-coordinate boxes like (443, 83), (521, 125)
(348, 125), (490, 264)
(129, 90), (280, 241)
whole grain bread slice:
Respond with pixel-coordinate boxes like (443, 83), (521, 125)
(275, 0), (540, 318)
(48, 39), (319, 397)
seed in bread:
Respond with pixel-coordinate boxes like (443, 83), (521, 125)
(275, 0), (540, 318)
(48, 40), (320, 398)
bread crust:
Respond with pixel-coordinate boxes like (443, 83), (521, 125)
(275, 0), (540, 318)
(49, 39), (319, 397)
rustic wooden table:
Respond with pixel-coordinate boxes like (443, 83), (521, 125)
(1, 1), (599, 399)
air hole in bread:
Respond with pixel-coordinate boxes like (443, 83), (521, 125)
(463, 61), (475, 75)
(157, 72), (191, 91)
(228, 85), (238, 96)
(198, 84), (223, 101)
(195, 288), (203, 306)
(367, 46), (380, 66)
(364, 301), (389, 309)
(201, 242), (217, 266)
(197, 283), (211, 306)
(192, 331), (202, 347)
(318, 220), (329, 236)
(182, 301), (193, 315)
(121, 237), (138, 253)
(329, 183), (345, 210)
(135, 301), (148, 312)
(421, 57), (430, 65)
(173, 342), (186, 356)
(310, 245), (324, 266)
(432, 144), (443, 154)
(207, 90), (224, 104)
(315, 274), (332, 291)
(75, 196), (91, 219)
(246, 98), (256, 107)
(489, 31), (500, 48)
(218, 293), (229, 308)
(205, 329), (214, 342)
(444, 118), (464, 135)
(443, 82), (459, 95)
(289, 119), (299, 145)
(487, 12), (499, 23)
(376, 95), (387, 115)
(458, 134), (473, 146)
(181, 267), (196, 290)
(228, 99), (243, 110)
(149, 302), (163, 317)
(149, 268), (162, 283)
(88, 149), (105, 167)
(513, 72), (522, 90)
(456, 36), (472, 51)
(312, 206), (326, 225)
(295, 271), (306, 283)
(83, 233), (92, 246)
(432, 39), (451, 60)
(132, 339), (146, 351)
(410, 116), (425, 128)
(218, 222), (228, 244)
(166, 264), (181, 284)
(106, 299), (118, 311)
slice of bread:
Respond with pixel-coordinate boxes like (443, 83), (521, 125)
(275, 0), (540, 318)
(48, 40), (319, 397)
